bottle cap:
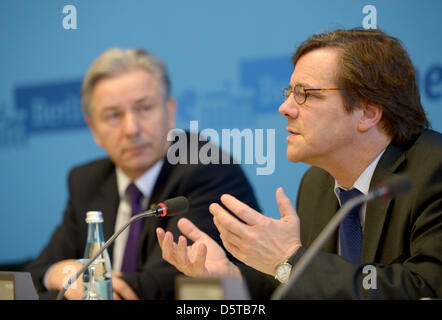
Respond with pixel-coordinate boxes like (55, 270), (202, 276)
(85, 211), (104, 223)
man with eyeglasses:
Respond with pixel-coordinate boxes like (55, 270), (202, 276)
(157, 28), (441, 299)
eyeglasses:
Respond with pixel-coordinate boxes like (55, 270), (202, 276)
(283, 84), (340, 105)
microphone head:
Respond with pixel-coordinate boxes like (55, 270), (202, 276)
(162, 196), (189, 217)
(377, 175), (412, 198)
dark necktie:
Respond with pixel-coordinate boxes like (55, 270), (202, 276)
(121, 183), (143, 273)
(338, 188), (363, 264)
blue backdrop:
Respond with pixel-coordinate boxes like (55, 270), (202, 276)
(0, 0), (441, 264)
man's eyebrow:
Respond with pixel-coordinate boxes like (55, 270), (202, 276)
(295, 82), (311, 88)
(289, 82), (311, 90)
(100, 105), (120, 112)
(134, 96), (153, 104)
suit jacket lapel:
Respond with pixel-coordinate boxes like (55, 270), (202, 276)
(318, 186), (340, 253)
(304, 173), (340, 253)
(362, 143), (406, 262)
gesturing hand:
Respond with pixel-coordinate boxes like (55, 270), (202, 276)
(156, 218), (240, 278)
(209, 187), (302, 276)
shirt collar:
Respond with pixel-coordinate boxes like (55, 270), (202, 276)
(116, 160), (164, 199)
(334, 149), (386, 204)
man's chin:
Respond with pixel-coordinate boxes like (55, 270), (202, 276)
(286, 150), (303, 163)
(119, 160), (158, 178)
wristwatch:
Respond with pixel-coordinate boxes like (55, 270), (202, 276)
(275, 261), (292, 284)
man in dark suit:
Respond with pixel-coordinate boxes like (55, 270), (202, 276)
(26, 48), (259, 300)
(157, 29), (441, 299)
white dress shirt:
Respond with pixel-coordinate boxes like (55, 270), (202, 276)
(112, 160), (164, 272)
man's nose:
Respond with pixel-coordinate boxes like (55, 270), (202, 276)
(123, 111), (141, 137)
(278, 97), (299, 119)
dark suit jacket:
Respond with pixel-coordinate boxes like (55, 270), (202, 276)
(27, 134), (259, 299)
(241, 129), (442, 299)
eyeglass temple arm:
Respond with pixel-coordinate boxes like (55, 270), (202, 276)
(304, 88), (340, 92)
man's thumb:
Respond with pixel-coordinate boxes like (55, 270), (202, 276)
(275, 187), (297, 219)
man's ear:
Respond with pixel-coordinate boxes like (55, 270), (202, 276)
(86, 117), (103, 147)
(357, 101), (383, 133)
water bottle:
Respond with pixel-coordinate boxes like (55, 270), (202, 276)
(82, 211), (113, 300)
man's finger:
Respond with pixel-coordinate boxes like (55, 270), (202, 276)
(177, 218), (207, 242)
(176, 235), (190, 267)
(192, 242), (207, 271)
(213, 216), (243, 248)
(220, 194), (262, 225)
(221, 239), (243, 263)
(113, 277), (139, 300)
(209, 203), (246, 237)
(162, 231), (177, 264)
(113, 291), (122, 300)
(156, 227), (166, 249)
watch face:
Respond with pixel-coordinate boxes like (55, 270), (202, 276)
(276, 263), (292, 284)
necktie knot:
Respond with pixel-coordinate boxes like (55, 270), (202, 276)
(338, 187), (362, 205)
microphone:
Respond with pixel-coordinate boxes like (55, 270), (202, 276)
(56, 196), (189, 300)
(371, 175), (413, 199)
(271, 175), (412, 300)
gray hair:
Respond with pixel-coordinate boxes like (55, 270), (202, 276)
(82, 48), (171, 118)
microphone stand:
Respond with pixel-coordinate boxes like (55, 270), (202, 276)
(56, 210), (157, 300)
